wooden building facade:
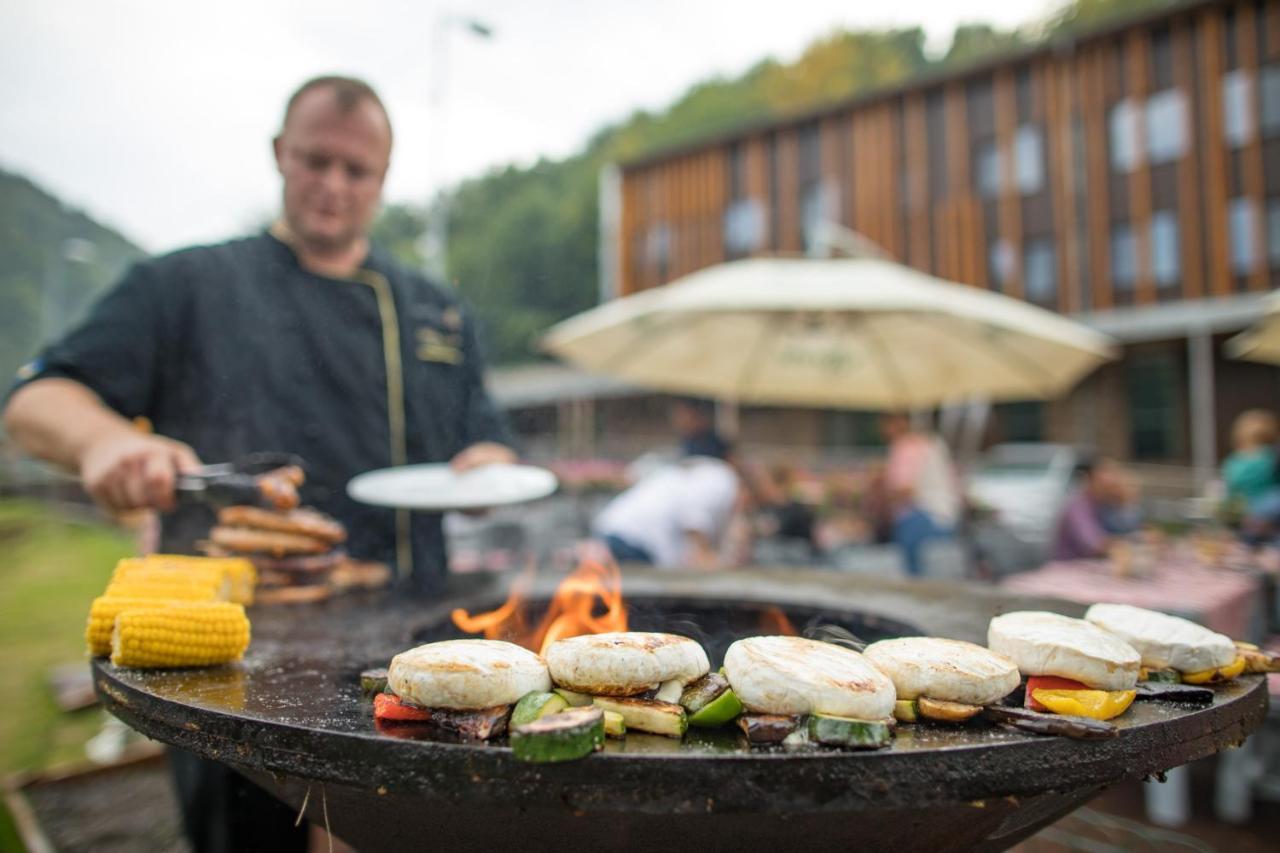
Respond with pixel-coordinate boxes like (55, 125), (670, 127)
(600, 0), (1280, 476)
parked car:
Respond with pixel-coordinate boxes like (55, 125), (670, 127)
(966, 443), (1081, 575)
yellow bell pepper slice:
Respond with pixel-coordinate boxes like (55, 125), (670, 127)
(1181, 656), (1246, 684)
(1030, 688), (1136, 720)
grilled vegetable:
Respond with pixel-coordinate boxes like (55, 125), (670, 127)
(982, 704), (1117, 739)
(737, 714), (799, 745)
(1134, 682), (1214, 704)
(511, 691), (570, 727)
(893, 699), (920, 723)
(916, 697), (982, 723)
(1235, 642), (1280, 674)
(654, 679), (684, 704)
(373, 695), (511, 739)
(591, 696), (687, 737)
(109, 602), (250, 668)
(680, 672), (731, 714)
(510, 706), (605, 763)
(374, 693), (433, 722)
(807, 714), (892, 749)
(686, 688), (744, 728)
(554, 687), (594, 707)
(1142, 668), (1182, 684)
(1181, 656), (1246, 684)
(360, 668), (389, 698)
(1025, 676), (1135, 720)
(603, 710), (626, 738)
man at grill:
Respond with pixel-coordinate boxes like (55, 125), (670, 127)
(3, 74), (514, 851)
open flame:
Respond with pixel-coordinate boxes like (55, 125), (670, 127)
(451, 560), (627, 655)
(759, 606), (798, 636)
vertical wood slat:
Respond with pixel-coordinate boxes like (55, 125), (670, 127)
(777, 129), (801, 254)
(942, 83), (964, 283)
(1046, 59), (1074, 313)
(885, 103), (903, 259)
(1083, 48), (1113, 311)
(1267, 0), (1280, 61)
(1201, 8), (1231, 296)
(1127, 29), (1156, 305)
(1174, 19), (1205, 301)
(1238, 1), (1269, 292)
(618, 171), (636, 297)
(995, 69), (1023, 296)
(708, 148), (726, 265)
(905, 93), (931, 272)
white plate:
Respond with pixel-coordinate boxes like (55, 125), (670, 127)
(346, 463), (558, 510)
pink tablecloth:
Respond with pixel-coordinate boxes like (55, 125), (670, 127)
(1000, 560), (1264, 640)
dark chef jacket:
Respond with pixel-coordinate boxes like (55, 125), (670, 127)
(13, 231), (511, 594)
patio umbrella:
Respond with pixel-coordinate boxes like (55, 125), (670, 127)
(542, 257), (1115, 410)
(1225, 291), (1280, 365)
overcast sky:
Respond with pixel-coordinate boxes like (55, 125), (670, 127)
(1, 0), (1056, 252)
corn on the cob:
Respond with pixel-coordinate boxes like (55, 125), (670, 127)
(142, 554), (257, 605)
(110, 601), (250, 668)
(111, 558), (232, 599)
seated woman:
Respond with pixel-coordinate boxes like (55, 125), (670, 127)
(1051, 457), (1124, 561)
(1222, 409), (1280, 543)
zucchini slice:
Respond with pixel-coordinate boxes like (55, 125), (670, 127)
(602, 710), (626, 738)
(893, 699), (919, 723)
(553, 687), (595, 707)
(807, 714), (892, 749)
(916, 697), (981, 723)
(360, 667), (389, 698)
(687, 688), (744, 728)
(592, 696), (687, 738)
(680, 672), (731, 714)
(511, 706), (605, 763)
(511, 691), (570, 727)
(1144, 668), (1182, 684)
(737, 714), (799, 745)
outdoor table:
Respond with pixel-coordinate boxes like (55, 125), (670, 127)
(1000, 558), (1265, 640)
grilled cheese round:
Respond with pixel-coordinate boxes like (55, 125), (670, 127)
(724, 635), (895, 719)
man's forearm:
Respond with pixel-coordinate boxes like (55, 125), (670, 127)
(3, 378), (135, 472)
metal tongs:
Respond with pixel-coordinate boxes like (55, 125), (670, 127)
(175, 452), (306, 510)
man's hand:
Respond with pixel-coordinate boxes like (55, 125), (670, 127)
(449, 441), (516, 473)
(79, 431), (202, 513)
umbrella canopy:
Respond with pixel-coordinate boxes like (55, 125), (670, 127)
(543, 257), (1115, 410)
(1225, 291), (1280, 365)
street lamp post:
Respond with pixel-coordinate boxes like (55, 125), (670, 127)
(421, 13), (494, 282)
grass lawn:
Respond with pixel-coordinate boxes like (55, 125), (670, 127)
(0, 499), (132, 775)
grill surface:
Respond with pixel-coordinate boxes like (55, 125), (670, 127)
(92, 569), (1269, 852)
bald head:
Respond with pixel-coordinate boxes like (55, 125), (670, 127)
(281, 76), (392, 142)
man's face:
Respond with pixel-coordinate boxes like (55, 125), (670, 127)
(273, 89), (391, 252)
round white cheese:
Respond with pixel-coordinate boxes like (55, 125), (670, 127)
(988, 611), (1140, 691)
(724, 635), (896, 719)
(387, 640), (550, 710)
(1085, 603), (1237, 673)
(544, 632), (710, 696)
(863, 637), (1020, 705)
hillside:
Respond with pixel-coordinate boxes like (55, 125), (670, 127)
(0, 169), (145, 390)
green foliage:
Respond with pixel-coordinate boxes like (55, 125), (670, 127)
(0, 170), (144, 390)
(1042, 0), (1180, 37)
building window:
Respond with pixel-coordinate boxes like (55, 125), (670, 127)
(1014, 124), (1044, 195)
(724, 200), (764, 258)
(1228, 197), (1256, 275)
(1223, 70), (1254, 147)
(1145, 88), (1187, 164)
(1127, 351), (1181, 460)
(1150, 209), (1180, 286)
(645, 223), (672, 279)
(1108, 98), (1139, 173)
(1110, 224), (1137, 289)
(1262, 65), (1280, 136)
(988, 239), (1015, 292)
(975, 139), (1001, 199)
(1023, 238), (1056, 304)
(801, 182), (839, 255)
(1269, 199), (1280, 268)
(997, 402), (1044, 442)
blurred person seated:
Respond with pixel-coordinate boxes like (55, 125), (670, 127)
(1097, 465), (1143, 536)
(878, 413), (962, 576)
(592, 399), (740, 569)
(1051, 456), (1132, 561)
(1222, 409), (1280, 543)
